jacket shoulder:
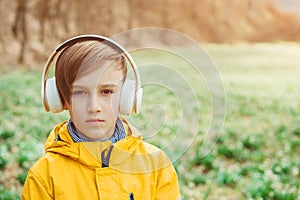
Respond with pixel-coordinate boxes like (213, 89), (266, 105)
(22, 153), (58, 198)
(111, 137), (173, 173)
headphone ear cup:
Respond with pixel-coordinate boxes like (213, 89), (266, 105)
(120, 79), (142, 115)
(135, 86), (143, 114)
(45, 77), (64, 113)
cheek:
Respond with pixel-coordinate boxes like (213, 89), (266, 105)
(112, 93), (120, 105)
(110, 93), (121, 114)
(68, 101), (85, 118)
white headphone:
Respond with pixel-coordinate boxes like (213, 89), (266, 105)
(41, 34), (143, 115)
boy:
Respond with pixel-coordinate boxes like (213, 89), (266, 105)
(21, 35), (181, 200)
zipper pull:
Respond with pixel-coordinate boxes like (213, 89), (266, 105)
(129, 192), (134, 200)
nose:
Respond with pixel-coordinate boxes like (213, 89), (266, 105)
(87, 94), (102, 113)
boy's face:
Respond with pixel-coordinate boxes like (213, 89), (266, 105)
(66, 61), (124, 140)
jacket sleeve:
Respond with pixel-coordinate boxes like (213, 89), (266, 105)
(155, 164), (181, 200)
(21, 170), (53, 200)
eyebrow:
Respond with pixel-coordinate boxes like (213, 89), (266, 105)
(98, 84), (118, 88)
(72, 83), (119, 89)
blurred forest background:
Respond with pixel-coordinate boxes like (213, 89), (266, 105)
(1, 0), (300, 199)
(0, 0), (300, 67)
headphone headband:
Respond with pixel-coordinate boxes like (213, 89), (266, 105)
(42, 34), (142, 114)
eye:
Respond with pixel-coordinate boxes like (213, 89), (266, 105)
(100, 89), (114, 95)
(72, 90), (87, 95)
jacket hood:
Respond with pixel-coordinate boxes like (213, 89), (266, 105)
(44, 117), (170, 173)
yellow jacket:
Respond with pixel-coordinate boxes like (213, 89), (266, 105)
(21, 118), (181, 200)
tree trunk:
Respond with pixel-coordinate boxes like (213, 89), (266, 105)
(12, 0), (27, 63)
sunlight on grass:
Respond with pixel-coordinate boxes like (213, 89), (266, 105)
(0, 42), (300, 199)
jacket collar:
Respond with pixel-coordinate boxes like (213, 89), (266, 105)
(44, 117), (143, 169)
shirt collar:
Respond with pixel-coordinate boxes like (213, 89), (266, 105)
(67, 117), (126, 143)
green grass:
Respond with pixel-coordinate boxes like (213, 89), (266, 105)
(1, 42), (300, 199)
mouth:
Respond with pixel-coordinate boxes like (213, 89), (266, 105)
(86, 119), (105, 123)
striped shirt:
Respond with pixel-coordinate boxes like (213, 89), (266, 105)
(67, 117), (126, 144)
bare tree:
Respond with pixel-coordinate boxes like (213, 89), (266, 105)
(12, 0), (27, 63)
(38, 0), (48, 43)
